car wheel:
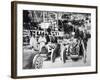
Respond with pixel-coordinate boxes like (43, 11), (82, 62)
(62, 48), (67, 63)
(71, 57), (79, 61)
(32, 54), (43, 69)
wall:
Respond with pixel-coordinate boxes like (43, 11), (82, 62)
(0, 0), (99, 80)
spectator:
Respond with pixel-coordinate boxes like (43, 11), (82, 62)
(29, 33), (38, 51)
(38, 33), (47, 52)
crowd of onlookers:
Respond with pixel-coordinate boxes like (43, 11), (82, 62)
(29, 31), (57, 51)
(26, 24), (91, 62)
(23, 10), (91, 63)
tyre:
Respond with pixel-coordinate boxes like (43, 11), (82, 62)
(79, 43), (84, 56)
(71, 57), (79, 61)
(62, 48), (67, 63)
(32, 54), (43, 69)
(51, 49), (56, 63)
(70, 51), (79, 62)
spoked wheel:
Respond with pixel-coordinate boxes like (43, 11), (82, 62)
(32, 54), (43, 69)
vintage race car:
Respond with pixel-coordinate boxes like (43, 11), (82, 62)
(49, 38), (86, 63)
(23, 48), (43, 69)
(62, 38), (86, 63)
(40, 42), (61, 63)
(23, 38), (86, 67)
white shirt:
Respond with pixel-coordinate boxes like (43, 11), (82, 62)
(38, 36), (46, 52)
(38, 36), (46, 44)
(30, 37), (38, 50)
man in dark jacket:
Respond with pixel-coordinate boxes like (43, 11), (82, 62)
(45, 33), (50, 44)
